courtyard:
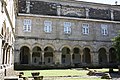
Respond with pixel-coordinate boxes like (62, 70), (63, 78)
(16, 68), (120, 80)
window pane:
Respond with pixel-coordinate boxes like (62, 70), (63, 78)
(23, 19), (32, 32)
(64, 22), (71, 34)
(82, 23), (89, 34)
(101, 24), (108, 35)
(44, 21), (52, 33)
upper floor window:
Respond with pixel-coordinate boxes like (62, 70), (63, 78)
(64, 22), (72, 34)
(101, 24), (108, 35)
(82, 23), (89, 35)
(23, 19), (31, 32)
(44, 21), (52, 33)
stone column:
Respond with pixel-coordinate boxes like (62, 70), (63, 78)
(57, 5), (61, 16)
(111, 10), (114, 20)
(4, 48), (7, 64)
(70, 52), (73, 65)
(1, 47), (3, 64)
(81, 51), (83, 63)
(14, 49), (20, 64)
(92, 51), (99, 66)
(106, 52), (109, 63)
(85, 8), (89, 18)
(42, 52), (44, 65)
(29, 51), (32, 64)
(54, 51), (62, 65)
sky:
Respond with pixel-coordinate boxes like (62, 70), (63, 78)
(77, 0), (120, 5)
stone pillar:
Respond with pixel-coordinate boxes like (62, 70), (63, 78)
(81, 51), (83, 63)
(29, 51), (32, 64)
(106, 52), (109, 63)
(54, 51), (62, 65)
(85, 8), (89, 18)
(14, 49), (20, 64)
(57, 5), (61, 16)
(4, 48), (7, 64)
(111, 9), (114, 20)
(42, 52), (44, 65)
(70, 52), (73, 65)
(92, 51), (99, 66)
(1, 47), (3, 64)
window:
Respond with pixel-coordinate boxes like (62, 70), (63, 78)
(64, 22), (72, 34)
(23, 19), (31, 32)
(82, 23), (89, 35)
(44, 21), (52, 33)
(101, 24), (108, 35)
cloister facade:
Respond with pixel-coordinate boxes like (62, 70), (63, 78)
(14, 0), (120, 68)
(15, 42), (117, 66)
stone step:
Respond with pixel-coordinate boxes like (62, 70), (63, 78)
(4, 76), (19, 80)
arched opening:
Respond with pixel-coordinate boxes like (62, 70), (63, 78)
(1, 27), (3, 35)
(73, 48), (81, 65)
(109, 48), (117, 63)
(83, 48), (91, 64)
(32, 46), (42, 65)
(62, 47), (71, 65)
(20, 46), (30, 64)
(98, 48), (107, 64)
(44, 47), (54, 65)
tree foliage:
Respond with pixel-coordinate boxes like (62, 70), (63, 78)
(112, 31), (120, 62)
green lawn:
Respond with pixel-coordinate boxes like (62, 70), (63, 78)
(18, 69), (88, 77)
(90, 68), (118, 72)
(64, 78), (101, 80)
(17, 68), (117, 80)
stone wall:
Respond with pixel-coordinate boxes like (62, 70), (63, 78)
(0, 65), (16, 80)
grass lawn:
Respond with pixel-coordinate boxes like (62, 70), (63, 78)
(64, 78), (102, 80)
(90, 68), (118, 72)
(18, 69), (88, 77)
(17, 68), (118, 80)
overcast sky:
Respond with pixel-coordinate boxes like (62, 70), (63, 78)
(77, 0), (120, 5)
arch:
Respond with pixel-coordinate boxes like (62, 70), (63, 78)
(73, 47), (81, 65)
(109, 48), (117, 63)
(20, 46), (30, 64)
(83, 47), (91, 64)
(44, 44), (56, 51)
(60, 45), (72, 51)
(97, 46), (108, 53)
(32, 43), (43, 51)
(19, 43), (31, 52)
(32, 46), (42, 65)
(98, 48), (107, 64)
(44, 46), (54, 65)
(61, 47), (71, 65)
(1, 27), (3, 35)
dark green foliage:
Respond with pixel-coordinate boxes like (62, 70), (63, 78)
(112, 31), (120, 62)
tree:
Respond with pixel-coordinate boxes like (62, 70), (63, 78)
(112, 31), (120, 63)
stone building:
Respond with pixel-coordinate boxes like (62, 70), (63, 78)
(0, 0), (16, 79)
(15, 0), (120, 69)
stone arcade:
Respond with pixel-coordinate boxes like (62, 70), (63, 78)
(14, 0), (120, 69)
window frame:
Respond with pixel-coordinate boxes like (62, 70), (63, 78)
(82, 23), (89, 35)
(23, 19), (32, 32)
(64, 22), (72, 34)
(101, 24), (108, 36)
(44, 21), (52, 33)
